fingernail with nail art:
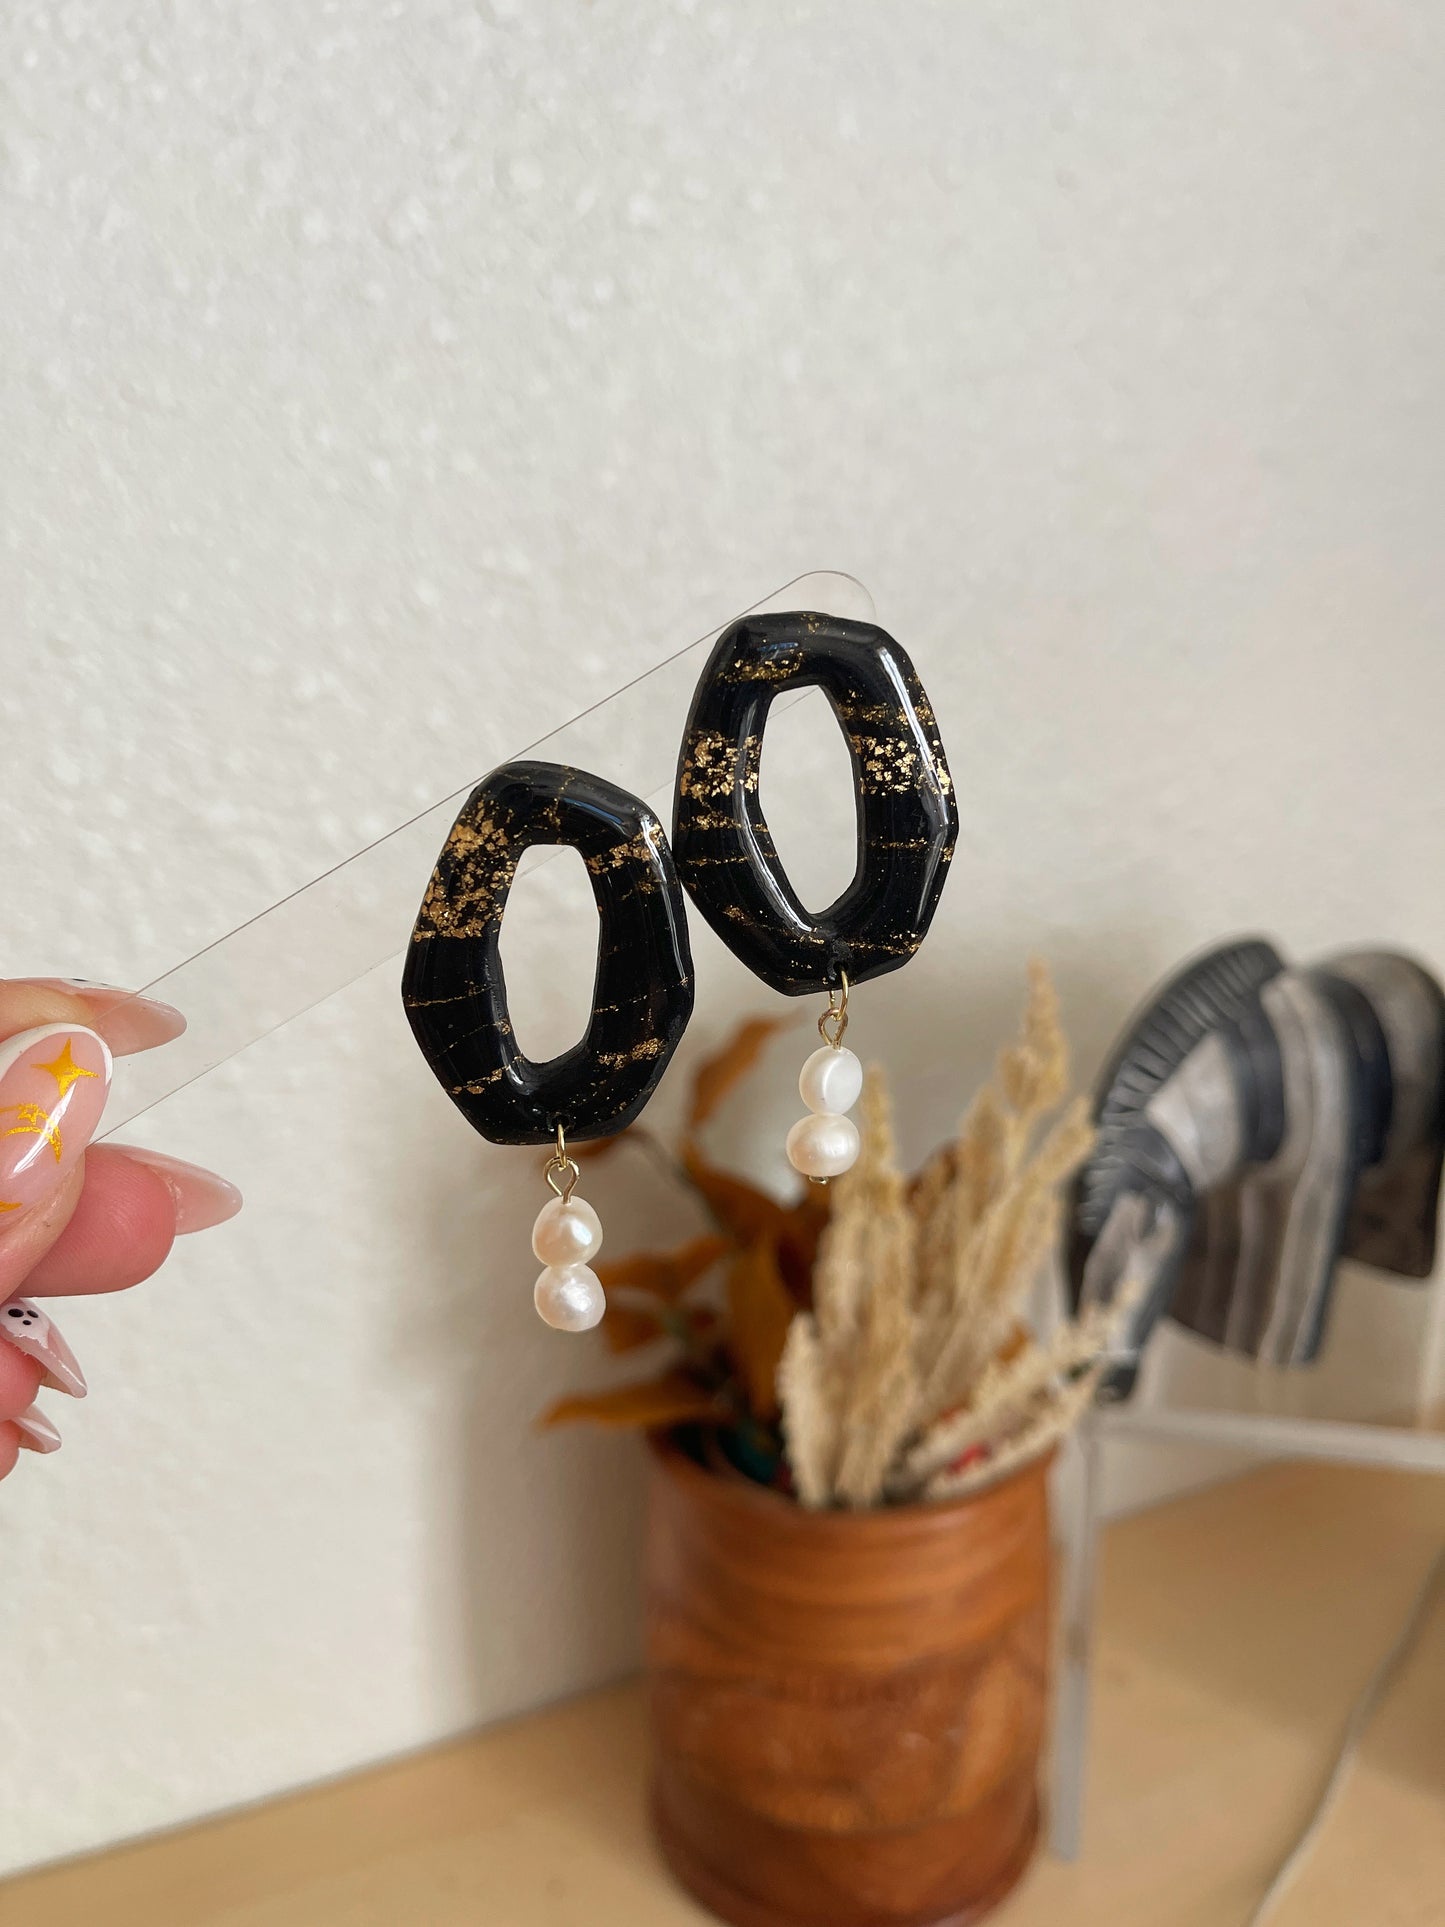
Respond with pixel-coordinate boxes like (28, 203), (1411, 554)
(13, 1405), (61, 1454)
(0, 1297), (87, 1396)
(12, 982), (187, 1051)
(0, 1025), (112, 1219)
(114, 1147), (243, 1234)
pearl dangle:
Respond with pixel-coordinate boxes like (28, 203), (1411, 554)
(531, 1124), (606, 1331)
(786, 972), (863, 1182)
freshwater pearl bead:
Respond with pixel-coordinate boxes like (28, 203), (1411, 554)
(531, 1195), (603, 1266)
(786, 1111), (861, 1179)
(534, 1264), (606, 1332)
(798, 1044), (863, 1117)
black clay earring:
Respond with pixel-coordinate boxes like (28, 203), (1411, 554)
(402, 760), (694, 1331)
(673, 611), (957, 1181)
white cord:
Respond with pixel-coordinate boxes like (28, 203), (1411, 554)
(1246, 1541), (1445, 1926)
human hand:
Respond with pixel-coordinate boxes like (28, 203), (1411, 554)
(0, 980), (241, 1479)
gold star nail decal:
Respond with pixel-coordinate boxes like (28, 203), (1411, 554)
(1, 1102), (63, 1162)
(35, 1038), (99, 1100)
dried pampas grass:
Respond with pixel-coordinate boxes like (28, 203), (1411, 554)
(781, 1074), (920, 1509)
(543, 955), (1123, 1514)
(779, 960), (1126, 1510)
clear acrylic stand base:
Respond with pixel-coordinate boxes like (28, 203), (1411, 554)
(1050, 1401), (1445, 1859)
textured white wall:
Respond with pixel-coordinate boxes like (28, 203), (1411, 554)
(4, 0), (1445, 1875)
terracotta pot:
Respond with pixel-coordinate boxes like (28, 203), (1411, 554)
(644, 1434), (1051, 1927)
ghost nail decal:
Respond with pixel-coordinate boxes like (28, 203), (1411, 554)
(0, 1297), (87, 1397)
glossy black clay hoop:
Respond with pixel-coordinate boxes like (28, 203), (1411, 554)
(672, 612), (958, 995)
(402, 760), (694, 1145)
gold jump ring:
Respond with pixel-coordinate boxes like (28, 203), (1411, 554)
(817, 969), (850, 1049)
(544, 1121), (579, 1203)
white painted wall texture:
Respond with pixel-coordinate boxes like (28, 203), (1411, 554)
(4, 0), (1445, 1875)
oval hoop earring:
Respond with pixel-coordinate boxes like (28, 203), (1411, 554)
(673, 610), (957, 1181)
(403, 759), (694, 1331)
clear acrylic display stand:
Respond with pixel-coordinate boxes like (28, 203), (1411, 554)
(1050, 1354), (1445, 1859)
(98, 569), (875, 1135)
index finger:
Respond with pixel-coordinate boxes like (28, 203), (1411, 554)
(0, 980), (186, 1057)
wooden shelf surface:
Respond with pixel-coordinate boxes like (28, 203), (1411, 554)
(5, 1459), (1444, 1927)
